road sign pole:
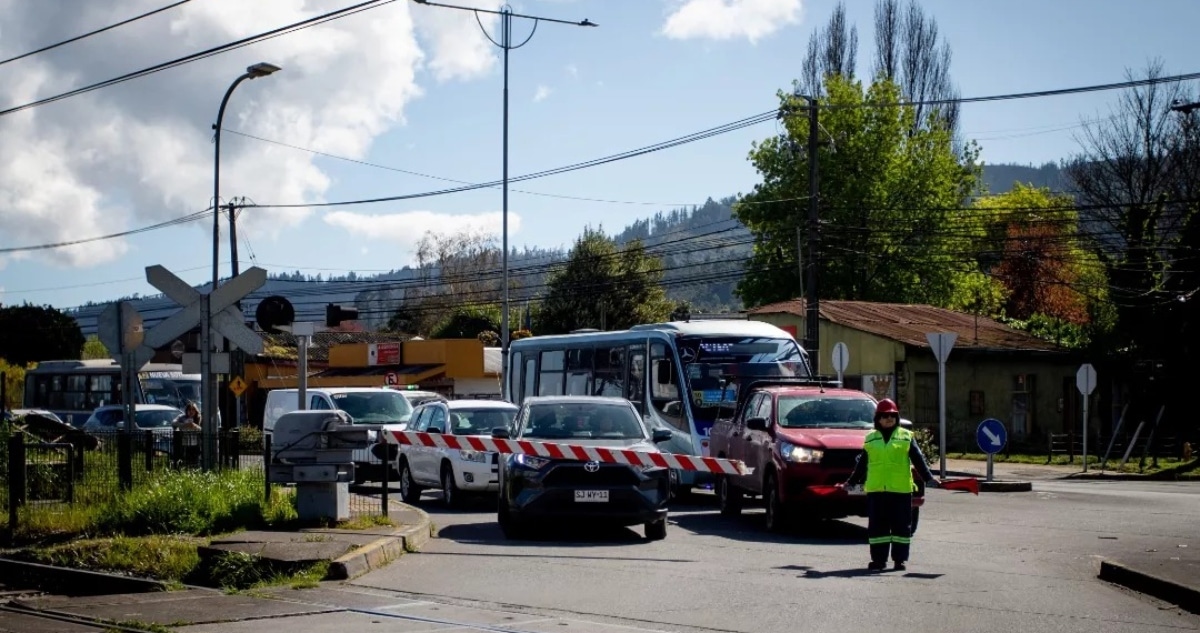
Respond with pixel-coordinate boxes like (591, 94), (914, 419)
(987, 453), (994, 482)
(1076, 363), (1097, 473)
(938, 358), (947, 478)
(293, 321), (315, 411)
(1082, 392), (1090, 473)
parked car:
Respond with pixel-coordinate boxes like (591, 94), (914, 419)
(387, 387), (447, 409)
(708, 380), (880, 531)
(493, 395), (673, 540)
(263, 387), (415, 484)
(388, 399), (518, 506)
(80, 404), (183, 452)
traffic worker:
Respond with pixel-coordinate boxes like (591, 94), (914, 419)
(842, 399), (939, 571)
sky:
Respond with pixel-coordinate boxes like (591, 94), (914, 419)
(1, 0), (1199, 312)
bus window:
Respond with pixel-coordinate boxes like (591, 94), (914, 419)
(509, 351), (522, 401)
(592, 345), (624, 397)
(626, 344), (646, 414)
(539, 350), (564, 396)
(522, 357), (537, 402)
(650, 343), (687, 432)
(566, 349), (593, 395)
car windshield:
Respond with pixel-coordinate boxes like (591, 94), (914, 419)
(331, 392), (414, 423)
(775, 395), (876, 429)
(678, 335), (808, 414)
(521, 402), (646, 440)
(134, 409), (181, 428)
(449, 408), (517, 435)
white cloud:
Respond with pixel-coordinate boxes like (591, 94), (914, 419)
(566, 63), (578, 77)
(409, 0), (502, 82)
(0, 0), (500, 268)
(533, 85), (552, 102)
(661, 0), (802, 43)
(323, 210), (520, 251)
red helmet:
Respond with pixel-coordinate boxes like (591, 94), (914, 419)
(875, 399), (899, 416)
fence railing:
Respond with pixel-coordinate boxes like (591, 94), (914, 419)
(4, 427), (391, 538)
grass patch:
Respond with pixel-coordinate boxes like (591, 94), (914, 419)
(335, 515), (396, 530)
(948, 452), (1190, 474)
(196, 551), (329, 592)
(14, 534), (203, 582)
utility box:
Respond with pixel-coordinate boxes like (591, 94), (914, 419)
(268, 410), (371, 521)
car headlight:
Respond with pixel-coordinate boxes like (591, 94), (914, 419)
(459, 450), (490, 463)
(779, 441), (823, 463)
(512, 453), (550, 470)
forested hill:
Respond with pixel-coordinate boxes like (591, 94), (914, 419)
(981, 161), (1068, 194)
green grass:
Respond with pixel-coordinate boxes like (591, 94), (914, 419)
(17, 535), (202, 581)
(947, 451), (1192, 474)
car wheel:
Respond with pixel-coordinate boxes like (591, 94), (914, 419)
(497, 492), (526, 539)
(717, 475), (743, 516)
(764, 473), (787, 533)
(398, 460), (423, 504)
(441, 462), (462, 508)
(644, 517), (668, 541)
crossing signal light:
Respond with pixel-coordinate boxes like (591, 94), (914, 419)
(326, 303), (359, 327)
(255, 295), (295, 334)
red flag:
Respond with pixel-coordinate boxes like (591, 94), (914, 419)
(941, 478), (980, 495)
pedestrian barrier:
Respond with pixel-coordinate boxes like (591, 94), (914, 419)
(386, 431), (753, 476)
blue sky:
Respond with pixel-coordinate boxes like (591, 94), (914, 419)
(1, 0), (1198, 312)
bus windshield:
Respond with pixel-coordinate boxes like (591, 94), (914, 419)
(677, 335), (807, 416)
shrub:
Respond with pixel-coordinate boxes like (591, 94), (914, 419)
(914, 427), (940, 465)
(96, 469), (268, 536)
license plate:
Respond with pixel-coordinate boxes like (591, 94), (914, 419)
(574, 490), (609, 502)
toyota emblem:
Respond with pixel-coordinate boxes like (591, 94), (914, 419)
(584, 461), (600, 473)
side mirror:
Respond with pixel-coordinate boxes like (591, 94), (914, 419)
(492, 427), (511, 439)
(652, 428), (672, 443)
(745, 417), (768, 432)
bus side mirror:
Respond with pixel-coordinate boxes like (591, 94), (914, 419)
(655, 359), (675, 385)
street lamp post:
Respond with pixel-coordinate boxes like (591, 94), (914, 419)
(410, 1), (596, 396)
(203, 62), (280, 469)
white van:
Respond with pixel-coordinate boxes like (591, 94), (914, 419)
(263, 387), (415, 484)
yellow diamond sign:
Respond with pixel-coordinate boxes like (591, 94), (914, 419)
(229, 376), (248, 397)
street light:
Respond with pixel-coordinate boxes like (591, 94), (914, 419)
(409, 1), (596, 394)
(201, 61), (280, 469)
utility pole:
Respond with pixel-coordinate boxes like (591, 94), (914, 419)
(228, 200), (243, 428)
(804, 98), (821, 376)
(410, 1), (596, 393)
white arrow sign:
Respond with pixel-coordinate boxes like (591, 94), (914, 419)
(982, 426), (1001, 446)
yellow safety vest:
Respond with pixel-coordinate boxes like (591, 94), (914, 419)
(863, 427), (915, 493)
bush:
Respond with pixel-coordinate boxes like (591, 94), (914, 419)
(914, 427), (940, 465)
(236, 427), (263, 454)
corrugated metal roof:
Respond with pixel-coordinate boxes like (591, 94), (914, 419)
(747, 299), (1061, 352)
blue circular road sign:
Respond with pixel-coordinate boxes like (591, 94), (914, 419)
(976, 418), (1008, 454)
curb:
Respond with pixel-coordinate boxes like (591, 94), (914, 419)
(1098, 559), (1200, 615)
(0, 557), (172, 595)
(326, 503), (437, 581)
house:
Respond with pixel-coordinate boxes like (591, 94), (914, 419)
(747, 299), (1086, 449)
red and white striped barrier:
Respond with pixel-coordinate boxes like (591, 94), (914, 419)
(387, 430), (752, 476)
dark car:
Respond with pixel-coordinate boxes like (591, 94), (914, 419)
(493, 396), (674, 541)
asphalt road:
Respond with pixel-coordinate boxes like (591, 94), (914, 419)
(348, 480), (1200, 633)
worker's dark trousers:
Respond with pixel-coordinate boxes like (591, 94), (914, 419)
(867, 492), (913, 563)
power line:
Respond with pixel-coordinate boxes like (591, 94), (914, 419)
(223, 129), (699, 207)
(0, 0), (393, 118)
(0, 1), (193, 67)
(0, 209), (211, 254)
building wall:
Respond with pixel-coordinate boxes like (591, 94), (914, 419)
(749, 314), (906, 374)
(454, 377), (502, 398)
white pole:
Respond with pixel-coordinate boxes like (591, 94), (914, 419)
(938, 359), (947, 478)
(298, 335), (309, 411)
(1082, 393), (1089, 472)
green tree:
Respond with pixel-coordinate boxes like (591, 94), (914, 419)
(535, 230), (672, 334)
(735, 74), (979, 308)
(0, 304), (86, 365)
(81, 335), (110, 360)
(433, 306), (500, 339)
(0, 358), (26, 410)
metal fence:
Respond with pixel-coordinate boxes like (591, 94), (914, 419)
(4, 427), (390, 538)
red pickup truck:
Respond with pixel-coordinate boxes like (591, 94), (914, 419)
(708, 380), (880, 531)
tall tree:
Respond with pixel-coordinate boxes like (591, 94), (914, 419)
(0, 304), (86, 365)
(799, 2), (857, 97)
(1065, 60), (1199, 356)
(971, 185), (1110, 329)
(735, 75), (979, 308)
(387, 228), (505, 336)
(535, 230), (672, 334)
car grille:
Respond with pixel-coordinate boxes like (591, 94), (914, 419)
(543, 463), (640, 487)
(821, 449), (861, 470)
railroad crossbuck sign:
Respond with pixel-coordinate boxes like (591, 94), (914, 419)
(388, 431), (753, 475)
(142, 265), (266, 373)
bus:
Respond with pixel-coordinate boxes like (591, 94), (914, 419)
(22, 360), (200, 427)
(505, 320), (810, 495)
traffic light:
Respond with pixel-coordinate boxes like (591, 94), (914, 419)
(326, 303), (359, 327)
(254, 295), (295, 334)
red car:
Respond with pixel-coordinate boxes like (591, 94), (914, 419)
(708, 380), (880, 531)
